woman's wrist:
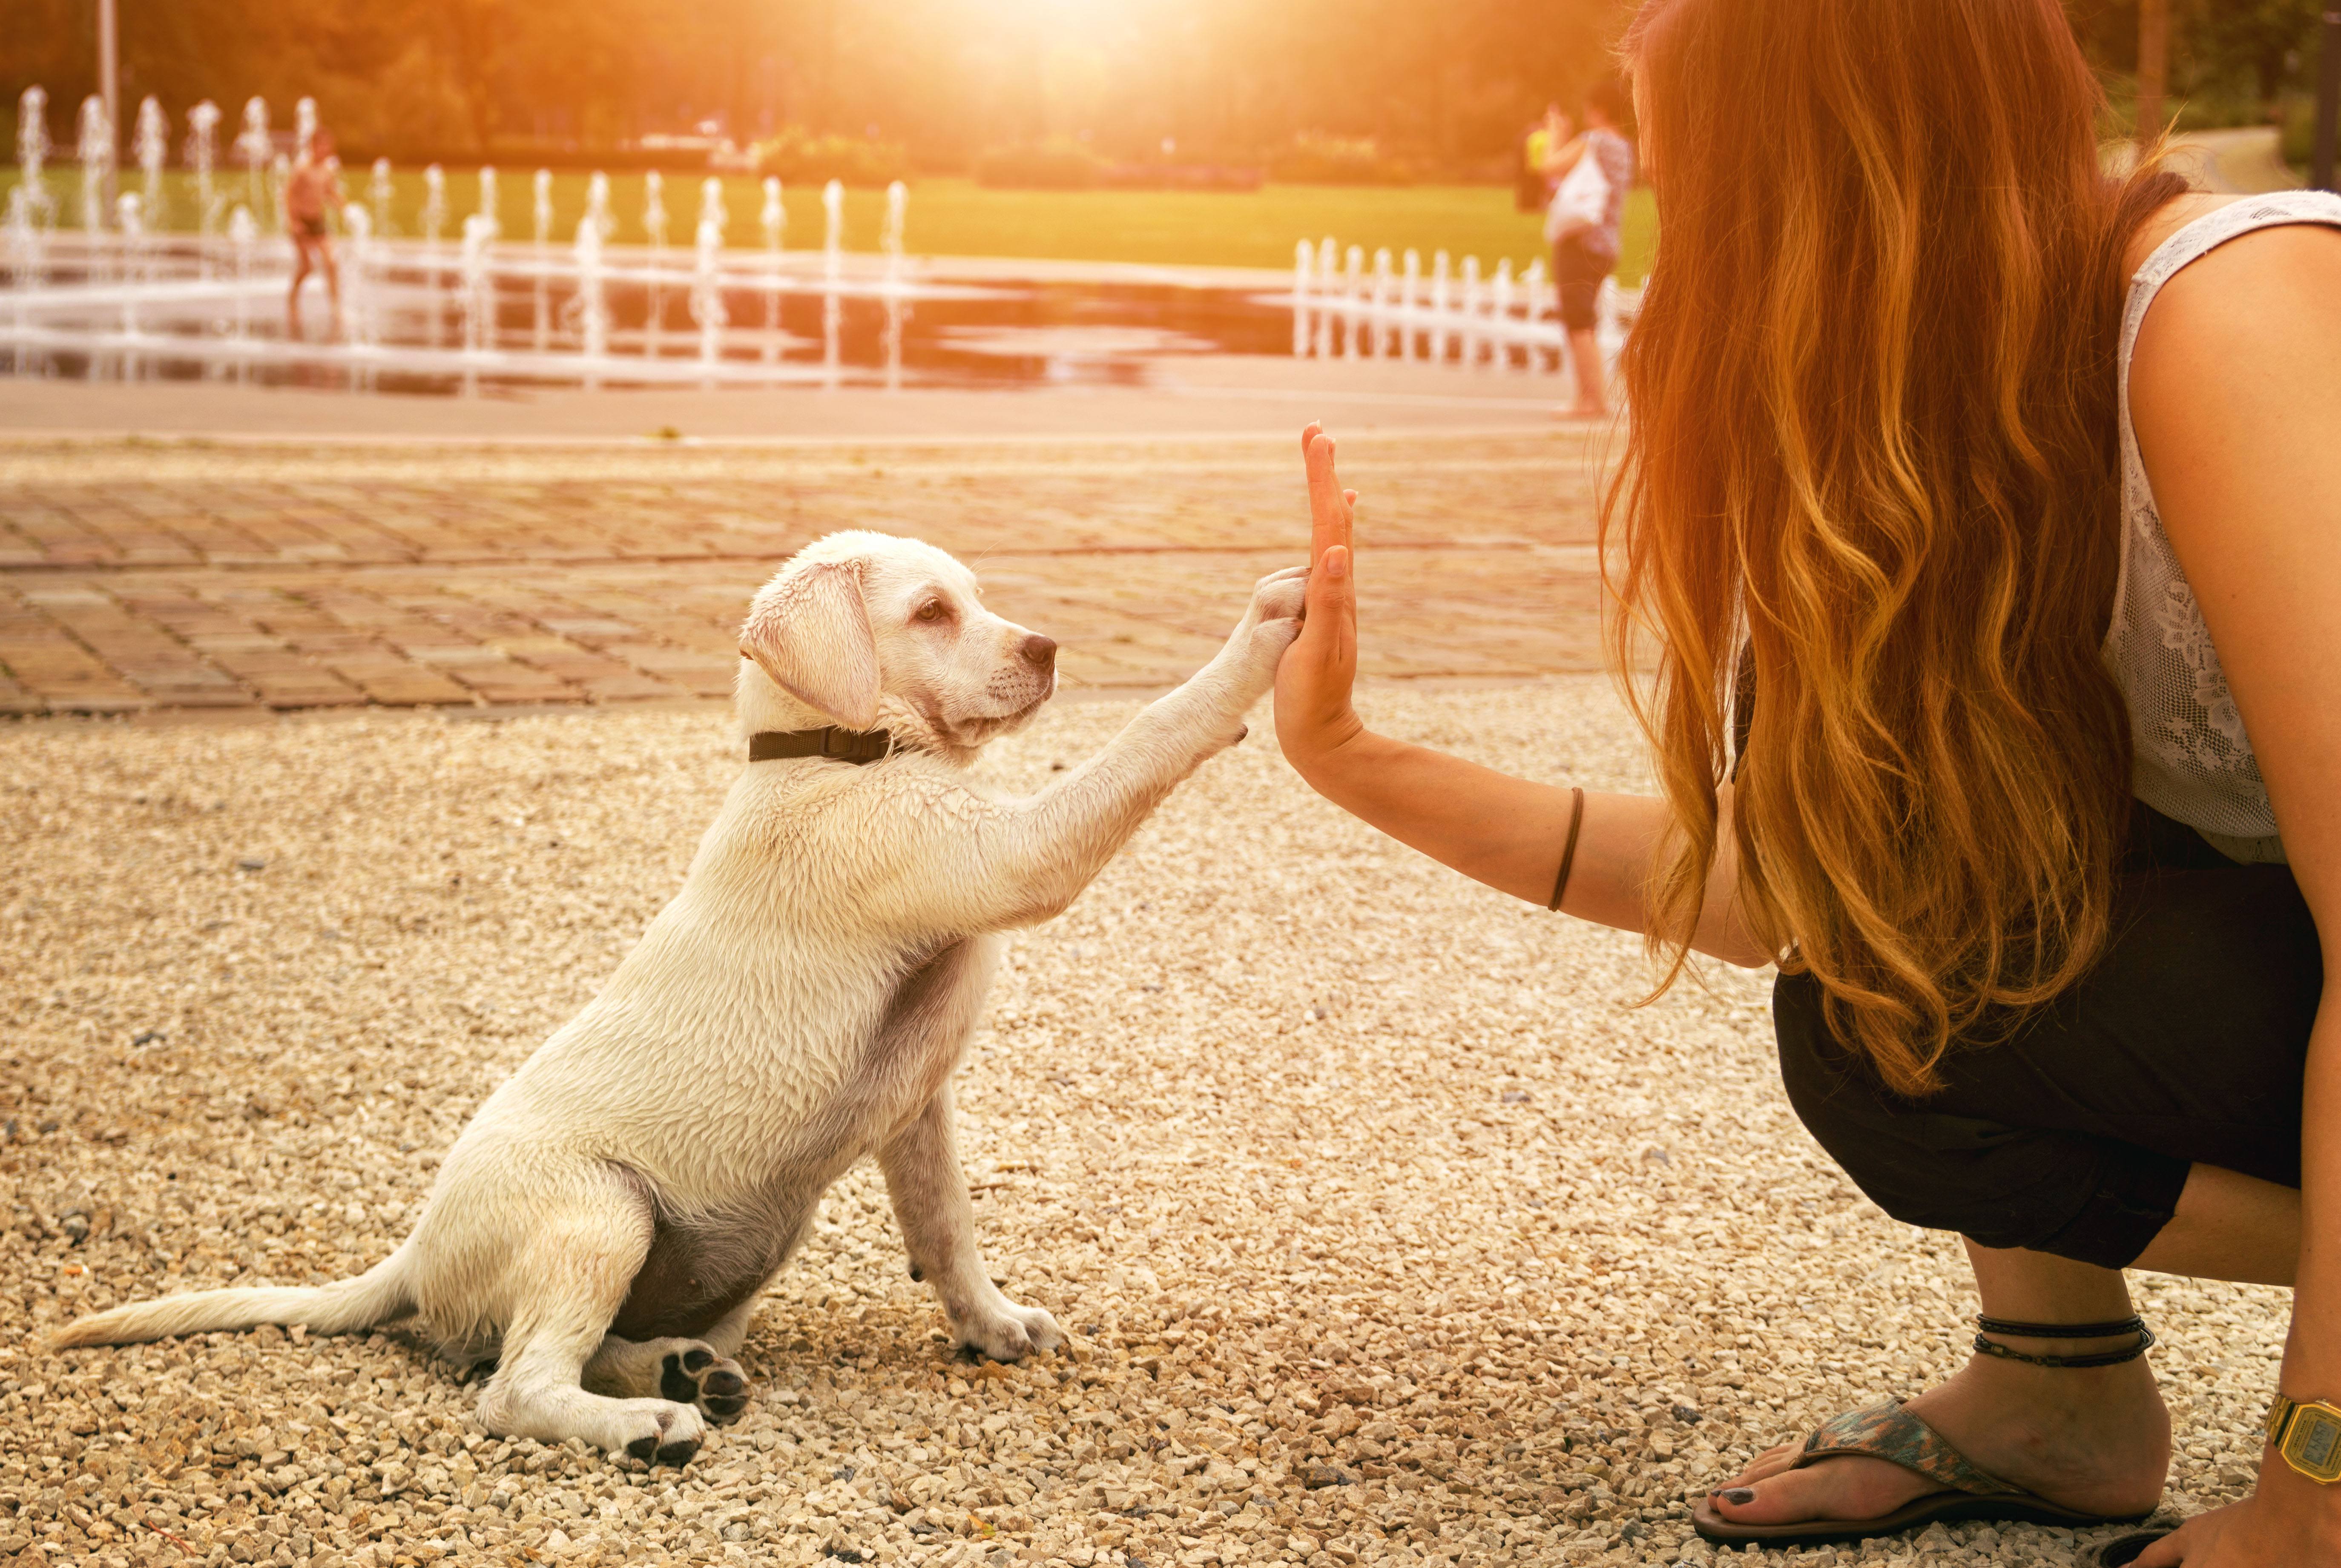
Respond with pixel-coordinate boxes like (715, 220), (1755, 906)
(1279, 707), (1374, 789)
(2255, 1440), (2341, 1547)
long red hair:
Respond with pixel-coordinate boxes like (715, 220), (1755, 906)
(1606, 0), (2184, 1095)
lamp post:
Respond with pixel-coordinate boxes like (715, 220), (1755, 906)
(2316, 7), (2340, 192)
(2136, 0), (2169, 148)
(97, 0), (118, 178)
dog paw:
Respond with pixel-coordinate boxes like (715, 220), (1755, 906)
(615, 1399), (707, 1467)
(954, 1301), (1065, 1362)
(657, 1344), (751, 1422)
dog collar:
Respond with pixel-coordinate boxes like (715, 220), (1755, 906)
(747, 727), (894, 765)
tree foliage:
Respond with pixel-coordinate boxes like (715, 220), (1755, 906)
(3, 0), (1628, 169)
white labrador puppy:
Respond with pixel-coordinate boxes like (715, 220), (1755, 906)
(53, 530), (1306, 1465)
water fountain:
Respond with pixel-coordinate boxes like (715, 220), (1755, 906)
(368, 158), (393, 237)
(643, 170), (668, 358)
(269, 153), (291, 235)
(1371, 247), (1394, 357)
(134, 98), (167, 231)
(295, 97), (316, 153)
(532, 169), (553, 352)
(1491, 259), (1516, 369)
(571, 210), (609, 385)
(115, 193), (144, 340)
(760, 176), (784, 361)
(421, 164), (447, 347)
(1521, 257), (1549, 369)
(228, 204), (256, 352)
(1401, 248), (1422, 360)
(821, 179), (843, 387)
(236, 100), (270, 229)
(77, 95), (114, 237)
(1432, 251), (1453, 361)
(586, 172), (612, 239)
(1291, 241), (1312, 358)
(882, 180), (908, 389)
(6, 187), (44, 310)
(477, 166), (499, 238)
(1313, 237), (1336, 358)
(422, 164), (447, 243)
(186, 103), (219, 270)
(1459, 255), (1484, 364)
(692, 195), (726, 378)
(460, 212), (493, 366)
(341, 202), (374, 351)
(16, 89), (53, 230)
(1341, 245), (1362, 358)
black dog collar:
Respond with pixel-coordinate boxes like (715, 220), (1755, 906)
(747, 728), (894, 765)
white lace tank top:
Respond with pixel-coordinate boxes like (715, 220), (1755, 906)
(2106, 190), (2341, 866)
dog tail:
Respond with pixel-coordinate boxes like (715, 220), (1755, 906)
(46, 1241), (418, 1350)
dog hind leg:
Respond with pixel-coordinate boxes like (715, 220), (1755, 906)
(471, 1172), (707, 1463)
(880, 1085), (1063, 1360)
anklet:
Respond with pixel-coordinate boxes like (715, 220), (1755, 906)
(1972, 1314), (2154, 1369)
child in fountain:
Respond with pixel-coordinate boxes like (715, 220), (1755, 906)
(284, 129), (345, 341)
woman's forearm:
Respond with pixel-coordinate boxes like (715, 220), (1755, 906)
(2286, 989), (2341, 1392)
(1291, 727), (1772, 966)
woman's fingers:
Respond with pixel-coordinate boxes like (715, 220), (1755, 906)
(1304, 424), (1352, 568)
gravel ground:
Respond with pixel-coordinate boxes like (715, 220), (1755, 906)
(0, 681), (2290, 1568)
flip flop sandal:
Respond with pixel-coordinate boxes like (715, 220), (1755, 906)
(1690, 1399), (2160, 1547)
(1692, 1313), (2160, 1548)
(2086, 1531), (2174, 1566)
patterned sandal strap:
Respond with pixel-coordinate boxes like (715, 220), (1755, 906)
(1792, 1402), (2016, 1497)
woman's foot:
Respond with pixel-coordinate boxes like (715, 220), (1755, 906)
(1705, 1344), (2171, 1528)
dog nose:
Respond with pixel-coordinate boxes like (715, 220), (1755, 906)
(1020, 634), (1057, 671)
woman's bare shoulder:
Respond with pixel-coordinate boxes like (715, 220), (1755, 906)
(2129, 198), (2341, 476)
(2122, 192), (2242, 277)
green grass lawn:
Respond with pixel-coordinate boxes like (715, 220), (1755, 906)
(5, 168), (1655, 284)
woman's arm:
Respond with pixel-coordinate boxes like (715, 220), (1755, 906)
(1542, 133), (1589, 179)
(2130, 220), (2341, 1564)
(1272, 424), (1772, 967)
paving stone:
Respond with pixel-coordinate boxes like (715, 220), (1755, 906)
(0, 432), (1606, 715)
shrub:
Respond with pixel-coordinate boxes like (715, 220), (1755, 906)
(974, 140), (1112, 190)
(751, 129), (913, 188)
(1267, 134), (1421, 186)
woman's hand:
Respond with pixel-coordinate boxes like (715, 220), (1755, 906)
(2136, 1466), (2341, 1565)
(1274, 423), (1364, 776)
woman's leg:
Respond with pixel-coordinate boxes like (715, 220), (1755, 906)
(2133, 1161), (2300, 1285)
(1714, 849), (2318, 1527)
(1711, 1242), (2172, 1525)
(1715, 1160), (2302, 1526)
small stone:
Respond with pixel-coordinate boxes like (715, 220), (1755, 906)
(236, 857), (268, 871)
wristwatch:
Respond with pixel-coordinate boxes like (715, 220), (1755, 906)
(2266, 1394), (2341, 1483)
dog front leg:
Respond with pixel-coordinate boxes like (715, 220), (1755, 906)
(879, 1085), (1063, 1361)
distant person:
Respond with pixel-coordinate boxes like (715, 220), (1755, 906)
(284, 129), (345, 342)
(1518, 104), (1568, 211)
(1541, 79), (1634, 418)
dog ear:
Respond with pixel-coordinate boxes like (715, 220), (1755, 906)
(739, 560), (881, 729)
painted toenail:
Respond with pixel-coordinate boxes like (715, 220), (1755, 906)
(1721, 1488), (1756, 1505)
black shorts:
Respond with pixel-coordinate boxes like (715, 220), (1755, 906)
(1552, 235), (1614, 332)
(1774, 803), (2320, 1269)
(292, 213), (329, 242)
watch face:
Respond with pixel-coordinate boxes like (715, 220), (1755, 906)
(2303, 1410), (2341, 1473)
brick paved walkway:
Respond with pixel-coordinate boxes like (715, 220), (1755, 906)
(0, 432), (1609, 716)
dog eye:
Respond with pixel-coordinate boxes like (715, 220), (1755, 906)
(914, 599), (950, 623)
